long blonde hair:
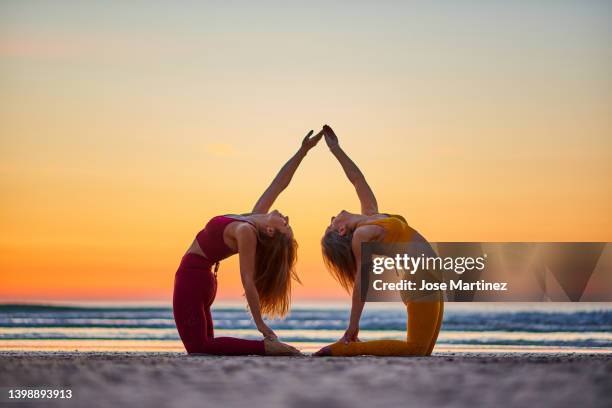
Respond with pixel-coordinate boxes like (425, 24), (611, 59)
(321, 229), (355, 292)
(254, 229), (299, 318)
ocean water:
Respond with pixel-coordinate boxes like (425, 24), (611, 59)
(1, 303), (611, 353)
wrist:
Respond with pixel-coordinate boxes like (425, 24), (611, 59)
(329, 143), (341, 153)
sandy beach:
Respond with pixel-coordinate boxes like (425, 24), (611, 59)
(0, 352), (610, 408)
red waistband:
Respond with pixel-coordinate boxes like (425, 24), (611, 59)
(178, 253), (215, 270)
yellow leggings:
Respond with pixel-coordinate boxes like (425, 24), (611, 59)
(329, 300), (444, 356)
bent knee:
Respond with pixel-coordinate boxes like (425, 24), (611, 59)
(400, 344), (429, 357)
(185, 343), (213, 355)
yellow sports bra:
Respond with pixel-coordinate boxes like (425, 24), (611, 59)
(363, 214), (415, 243)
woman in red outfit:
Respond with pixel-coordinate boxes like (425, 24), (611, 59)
(173, 130), (322, 356)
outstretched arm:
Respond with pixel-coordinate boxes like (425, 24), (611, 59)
(236, 224), (302, 356)
(340, 225), (380, 343)
(252, 130), (323, 214)
(314, 225), (379, 355)
(323, 125), (378, 215)
(236, 224), (274, 339)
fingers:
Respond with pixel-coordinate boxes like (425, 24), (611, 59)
(309, 129), (324, 143)
(302, 130), (314, 145)
(300, 128), (325, 152)
(301, 126), (336, 150)
(311, 132), (323, 144)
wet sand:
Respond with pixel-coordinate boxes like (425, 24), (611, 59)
(0, 352), (610, 408)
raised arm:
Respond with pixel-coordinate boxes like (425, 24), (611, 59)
(252, 130), (323, 214)
(323, 125), (378, 215)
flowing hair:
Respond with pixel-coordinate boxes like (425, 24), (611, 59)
(254, 229), (299, 318)
(321, 229), (355, 292)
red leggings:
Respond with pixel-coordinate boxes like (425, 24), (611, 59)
(173, 254), (265, 355)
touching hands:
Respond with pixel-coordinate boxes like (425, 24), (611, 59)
(299, 125), (339, 154)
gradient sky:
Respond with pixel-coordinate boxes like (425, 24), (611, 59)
(1, 1), (611, 302)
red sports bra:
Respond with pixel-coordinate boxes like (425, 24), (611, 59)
(195, 215), (254, 264)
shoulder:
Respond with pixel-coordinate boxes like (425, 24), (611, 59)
(352, 224), (383, 246)
(389, 214), (409, 225)
(234, 222), (257, 248)
(374, 214), (409, 229)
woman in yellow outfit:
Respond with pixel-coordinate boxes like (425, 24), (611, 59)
(314, 125), (444, 357)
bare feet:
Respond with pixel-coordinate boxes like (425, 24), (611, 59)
(264, 338), (303, 356)
(313, 345), (332, 356)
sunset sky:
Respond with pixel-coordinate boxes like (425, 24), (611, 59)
(1, 1), (611, 302)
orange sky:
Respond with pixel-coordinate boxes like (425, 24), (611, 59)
(1, 1), (611, 302)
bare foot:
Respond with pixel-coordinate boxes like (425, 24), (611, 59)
(313, 345), (332, 356)
(264, 338), (303, 356)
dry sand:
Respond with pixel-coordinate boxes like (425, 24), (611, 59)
(0, 352), (611, 408)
